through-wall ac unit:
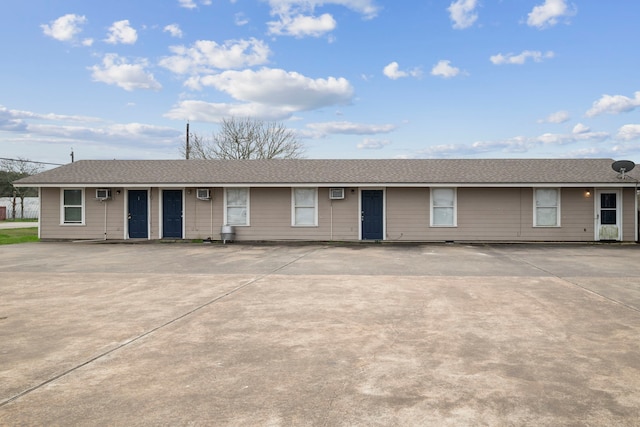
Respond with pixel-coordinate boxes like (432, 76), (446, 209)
(329, 188), (345, 200)
(196, 188), (211, 200)
(96, 188), (111, 200)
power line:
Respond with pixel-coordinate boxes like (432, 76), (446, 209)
(0, 157), (63, 166)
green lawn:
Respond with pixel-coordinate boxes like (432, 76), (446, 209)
(0, 227), (39, 245)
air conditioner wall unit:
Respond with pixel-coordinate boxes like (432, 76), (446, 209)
(196, 188), (211, 200)
(329, 188), (345, 200)
(96, 188), (111, 200)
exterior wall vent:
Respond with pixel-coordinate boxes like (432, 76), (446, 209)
(96, 189), (111, 200)
(196, 188), (211, 200)
(329, 188), (345, 200)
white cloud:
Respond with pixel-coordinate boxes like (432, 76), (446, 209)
(383, 62), (421, 80)
(415, 143), (475, 158)
(412, 128), (610, 158)
(586, 92), (640, 117)
(536, 130), (609, 145)
(196, 68), (354, 110)
(166, 68), (354, 122)
(266, 0), (379, 38)
(163, 24), (183, 38)
(90, 54), (161, 91)
(0, 104), (181, 160)
(572, 123), (590, 134)
(159, 38), (271, 74)
(0, 107), (28, 131)
(105, 20), (138, 45)
(179, 0), (212, 8)
(268, 13), (337, 37)
(475, 130), (608, 152)
(235, 13), (249, 26)
(165, 100), (295, 122)
(538, 110), (570, 124)
(490, 50), (554, 65)
(0, 105), (101, 124)
(447, 0), (478, 30)
(41, 14), (87, 42)
(357, 138), (391, 149)
(431, 60), (461, 78)
(267, 0), (379, 20)
(616, 124), (640, 141)
(306, 121), (396, 137)
(527, 0), (576, 29)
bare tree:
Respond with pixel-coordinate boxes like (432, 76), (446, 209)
(182, 117), (304, 160)
(0, 158), (42, 219)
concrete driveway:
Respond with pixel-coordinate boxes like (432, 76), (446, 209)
(1, 242), (640, 426)
(0, 221), (38, 229)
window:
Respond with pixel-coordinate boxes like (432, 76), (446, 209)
(292, 188), (317, 226)
(431, 188), (456, 227)
(534, 188), (560, 227)
(600, 193), (617, 225)
(61, 188), (84, 224)
(225, 188), (249, 226)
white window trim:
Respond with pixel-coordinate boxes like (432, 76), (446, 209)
(430, 187), (457, 227)
(291, 187), (318, 227)
(533, 188), (561, 227)
(60, 188), (85, 225)
(223, 187), (250, 226)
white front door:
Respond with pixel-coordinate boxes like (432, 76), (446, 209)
(595, 189), (622, 241)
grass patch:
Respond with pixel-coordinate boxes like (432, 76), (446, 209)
(0, 227), (39, 245)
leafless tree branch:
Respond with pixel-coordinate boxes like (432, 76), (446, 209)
(182, 117), (304, 160)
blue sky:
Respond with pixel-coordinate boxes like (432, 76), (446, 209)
(1, 0), (639, 166)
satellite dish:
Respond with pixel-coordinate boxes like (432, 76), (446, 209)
(611, 160), (635, 174)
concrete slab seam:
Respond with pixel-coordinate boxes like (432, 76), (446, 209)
(490, 247), (640, 315)
(0, 245), (326, 408)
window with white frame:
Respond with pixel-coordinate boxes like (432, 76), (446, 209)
(534, 188), (560, 227)
(225, 188), (249, 226)
(61, 188), (84, 224)
(431, 188), (456, 227)
(292, 188), (317, 226)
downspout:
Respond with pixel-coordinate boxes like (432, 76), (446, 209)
(38, 187), (41, 240)
(330, 198), (334, 241)
(103, 199), (108, 240)
(210, 193), (214, 240)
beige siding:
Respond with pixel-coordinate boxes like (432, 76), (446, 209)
(184, 187), (223, 240)
(221, 187), (359, 241)
(40, 187), (127, 240)
(386, 188), (429, 240)
(182, 187), (359, 241)
(622, 188), (637, 241)
(39, 185), (635, 242)
(387, 187), (599, 242)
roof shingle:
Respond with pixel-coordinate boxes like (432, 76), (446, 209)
(13, 158), (640, 186)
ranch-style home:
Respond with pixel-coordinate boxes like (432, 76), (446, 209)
(13, 158), (639, 243)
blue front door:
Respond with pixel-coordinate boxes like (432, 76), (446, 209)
(128, 190), (148, 238)
(163, 190), (183, 238)
(362, 190), (383, 240)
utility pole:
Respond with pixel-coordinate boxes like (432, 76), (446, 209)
(185, 122), (190, 160)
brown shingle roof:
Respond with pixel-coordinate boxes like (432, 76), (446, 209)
(13, 158), (640, 186)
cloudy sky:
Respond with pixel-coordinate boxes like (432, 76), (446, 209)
(2, 0), (639, 166)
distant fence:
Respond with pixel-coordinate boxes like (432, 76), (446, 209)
(0, 197), (39, 219)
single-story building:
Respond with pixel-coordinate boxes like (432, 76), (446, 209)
(13, 158), (639, 243)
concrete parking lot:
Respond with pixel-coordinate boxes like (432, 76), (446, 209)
(1, 241), (640, 426)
